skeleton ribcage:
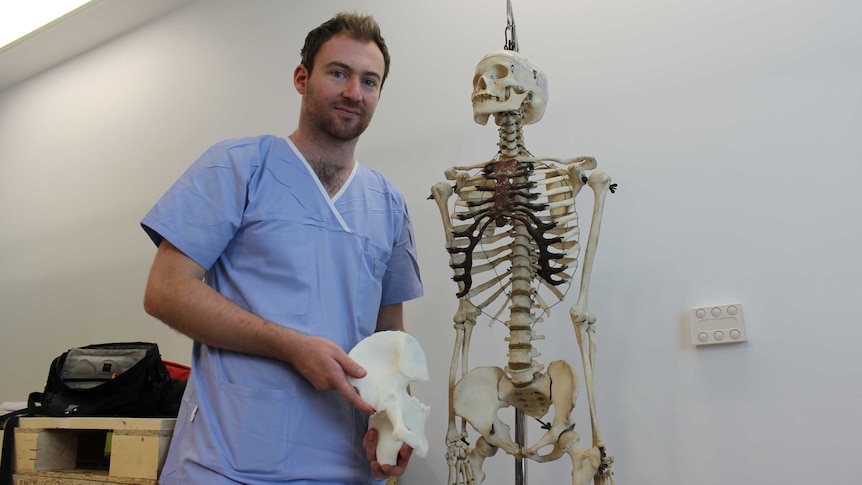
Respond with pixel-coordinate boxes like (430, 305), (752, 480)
(447, 159), (582, 321)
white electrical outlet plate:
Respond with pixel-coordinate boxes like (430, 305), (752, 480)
(690, 303), (747, 346)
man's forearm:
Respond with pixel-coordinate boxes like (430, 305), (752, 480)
(147, 277), (300, 359)
(143, 240), (305, 365)
(143, 239), (374, 413)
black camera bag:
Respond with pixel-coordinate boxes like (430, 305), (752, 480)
(0, 342), (185, 485)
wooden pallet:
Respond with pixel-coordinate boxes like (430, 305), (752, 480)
(13, 417), (175, 485)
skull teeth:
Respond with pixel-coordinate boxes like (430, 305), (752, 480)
(472, 93), (502, 103)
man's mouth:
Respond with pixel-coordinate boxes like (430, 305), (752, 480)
(334, 105), (361, 117)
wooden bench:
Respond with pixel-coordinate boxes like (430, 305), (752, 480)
(13, 417), (175, 485)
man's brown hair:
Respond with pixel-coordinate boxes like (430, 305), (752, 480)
(300, 12), (391, 87)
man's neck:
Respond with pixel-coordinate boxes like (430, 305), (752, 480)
(289, 131), (356, 197)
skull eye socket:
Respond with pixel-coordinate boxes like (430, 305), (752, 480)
(488, 64), (509, 79)
(473, 63), (510, 90)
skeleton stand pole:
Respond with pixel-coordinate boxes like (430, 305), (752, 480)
(515, 409), (526, 485)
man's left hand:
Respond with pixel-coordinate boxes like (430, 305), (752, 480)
(363, 427), (413, 478)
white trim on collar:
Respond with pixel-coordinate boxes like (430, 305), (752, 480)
(284, 138), (354, 233)
(330, 162), (357, 203)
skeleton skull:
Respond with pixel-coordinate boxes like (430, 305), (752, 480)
(348, 331), (431, 465)
(472, 49), (549, 126)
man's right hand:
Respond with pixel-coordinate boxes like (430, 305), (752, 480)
(289, 333), (376, 415)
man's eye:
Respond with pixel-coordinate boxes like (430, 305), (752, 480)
(332, 71), (346, 79)
(361, 79), (378, 88)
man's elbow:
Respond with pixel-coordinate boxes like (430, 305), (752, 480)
(143, 279), (167, 320)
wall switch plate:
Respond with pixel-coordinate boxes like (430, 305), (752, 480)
(690, 303), (747, 346)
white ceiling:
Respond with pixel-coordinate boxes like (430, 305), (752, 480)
(0, 0), (192, 91)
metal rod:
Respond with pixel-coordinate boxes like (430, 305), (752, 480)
(515, 408), (527, 485)
(505, 0), (519, 51)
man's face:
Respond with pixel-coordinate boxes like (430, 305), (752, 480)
(298, 34), (385, 142)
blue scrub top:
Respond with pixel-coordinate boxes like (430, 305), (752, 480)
(142, 135), (423, 484)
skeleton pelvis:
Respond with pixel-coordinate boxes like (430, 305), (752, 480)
(499, 369), (553, 419)
(454, 360), (578, 436)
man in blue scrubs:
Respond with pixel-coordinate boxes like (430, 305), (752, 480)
(141, 12), (423, 484)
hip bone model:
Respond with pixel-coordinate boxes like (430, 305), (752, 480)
(348, 331), (431, 466)
(429, 43), (617, 485)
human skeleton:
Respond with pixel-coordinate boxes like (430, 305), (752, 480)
(430, 39), (617, 485)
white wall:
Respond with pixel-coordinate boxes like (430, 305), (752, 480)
(2, 1), (860, 483)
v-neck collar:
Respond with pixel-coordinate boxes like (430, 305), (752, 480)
(285, 137), (356, 233)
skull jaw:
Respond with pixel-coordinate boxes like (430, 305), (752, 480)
(473, 90), (530, 125)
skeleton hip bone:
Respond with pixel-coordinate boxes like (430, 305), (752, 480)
(348, 331), (431, 465)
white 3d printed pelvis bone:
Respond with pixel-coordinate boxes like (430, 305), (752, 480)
(430, 13), (617, 484)
(348, 331), (431, 466)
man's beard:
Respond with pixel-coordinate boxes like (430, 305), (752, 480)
(304, 86), (373, 141)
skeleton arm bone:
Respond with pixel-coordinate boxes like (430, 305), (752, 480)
(446, 300), (483, 485)
(431, 182), (457, 249)
(572, 170), (611, 311)
(433, 182), (494, 481)
(445, 321), (469, 484)
(570, 170), (612, 449)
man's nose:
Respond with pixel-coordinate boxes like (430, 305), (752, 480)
(342, 76), (362, 102)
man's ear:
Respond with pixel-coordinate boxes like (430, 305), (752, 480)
(293, 64), (309, 95)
